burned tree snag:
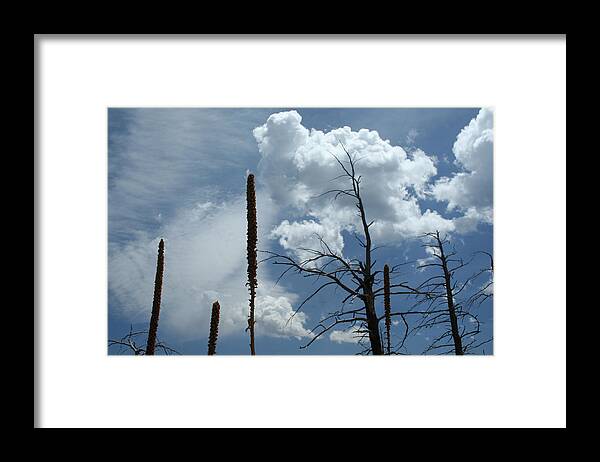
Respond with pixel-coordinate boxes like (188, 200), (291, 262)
(264, 144), (419, 355)
(436, 234), (464, 355)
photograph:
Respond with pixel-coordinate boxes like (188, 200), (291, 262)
(108, 107), (494, 356)
(36, 34), (566, 429)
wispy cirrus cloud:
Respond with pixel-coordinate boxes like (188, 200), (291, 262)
(108, 108), (271, 243)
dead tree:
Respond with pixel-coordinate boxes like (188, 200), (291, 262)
(246, 173), (258, 355)
(409, 231), (493, 355)
(207, 301), (221, 355)
(263, 144), (420, 355)
(109, 325), (179, 355)
(145, 238), (165, 355)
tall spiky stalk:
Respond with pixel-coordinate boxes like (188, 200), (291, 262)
(384, 264), (392, 355)
(145, 238), (165, 355)
(207, 301), (220, 355)
(246, 173), (258, 355)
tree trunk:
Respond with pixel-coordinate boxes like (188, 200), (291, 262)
(364, 290), (383, 355)
(443, 269), (463, 355)
(356, 189), (382, 355)
(437, 236), (463, 356)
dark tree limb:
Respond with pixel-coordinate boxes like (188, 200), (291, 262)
(109, 325), (180, 356)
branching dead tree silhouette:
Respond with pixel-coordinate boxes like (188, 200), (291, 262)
(408, 231), (493, 355)
(263, 143), (422, 355)
(108, 325), (179, 355)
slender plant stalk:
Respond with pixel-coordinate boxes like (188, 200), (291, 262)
(208, 301), (221, 355)
(246, 174), (258, 355)
(384, 264), (392, 355)
(145, 238), (165, 355)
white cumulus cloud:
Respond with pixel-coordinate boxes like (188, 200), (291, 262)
(270, 218), (344, 265)
(253, 110), (455, 260)
(329, 327), (366, 344)
(431, 108), (493, 231)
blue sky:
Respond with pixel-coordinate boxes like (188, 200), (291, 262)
(108, 108), (493, 355)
